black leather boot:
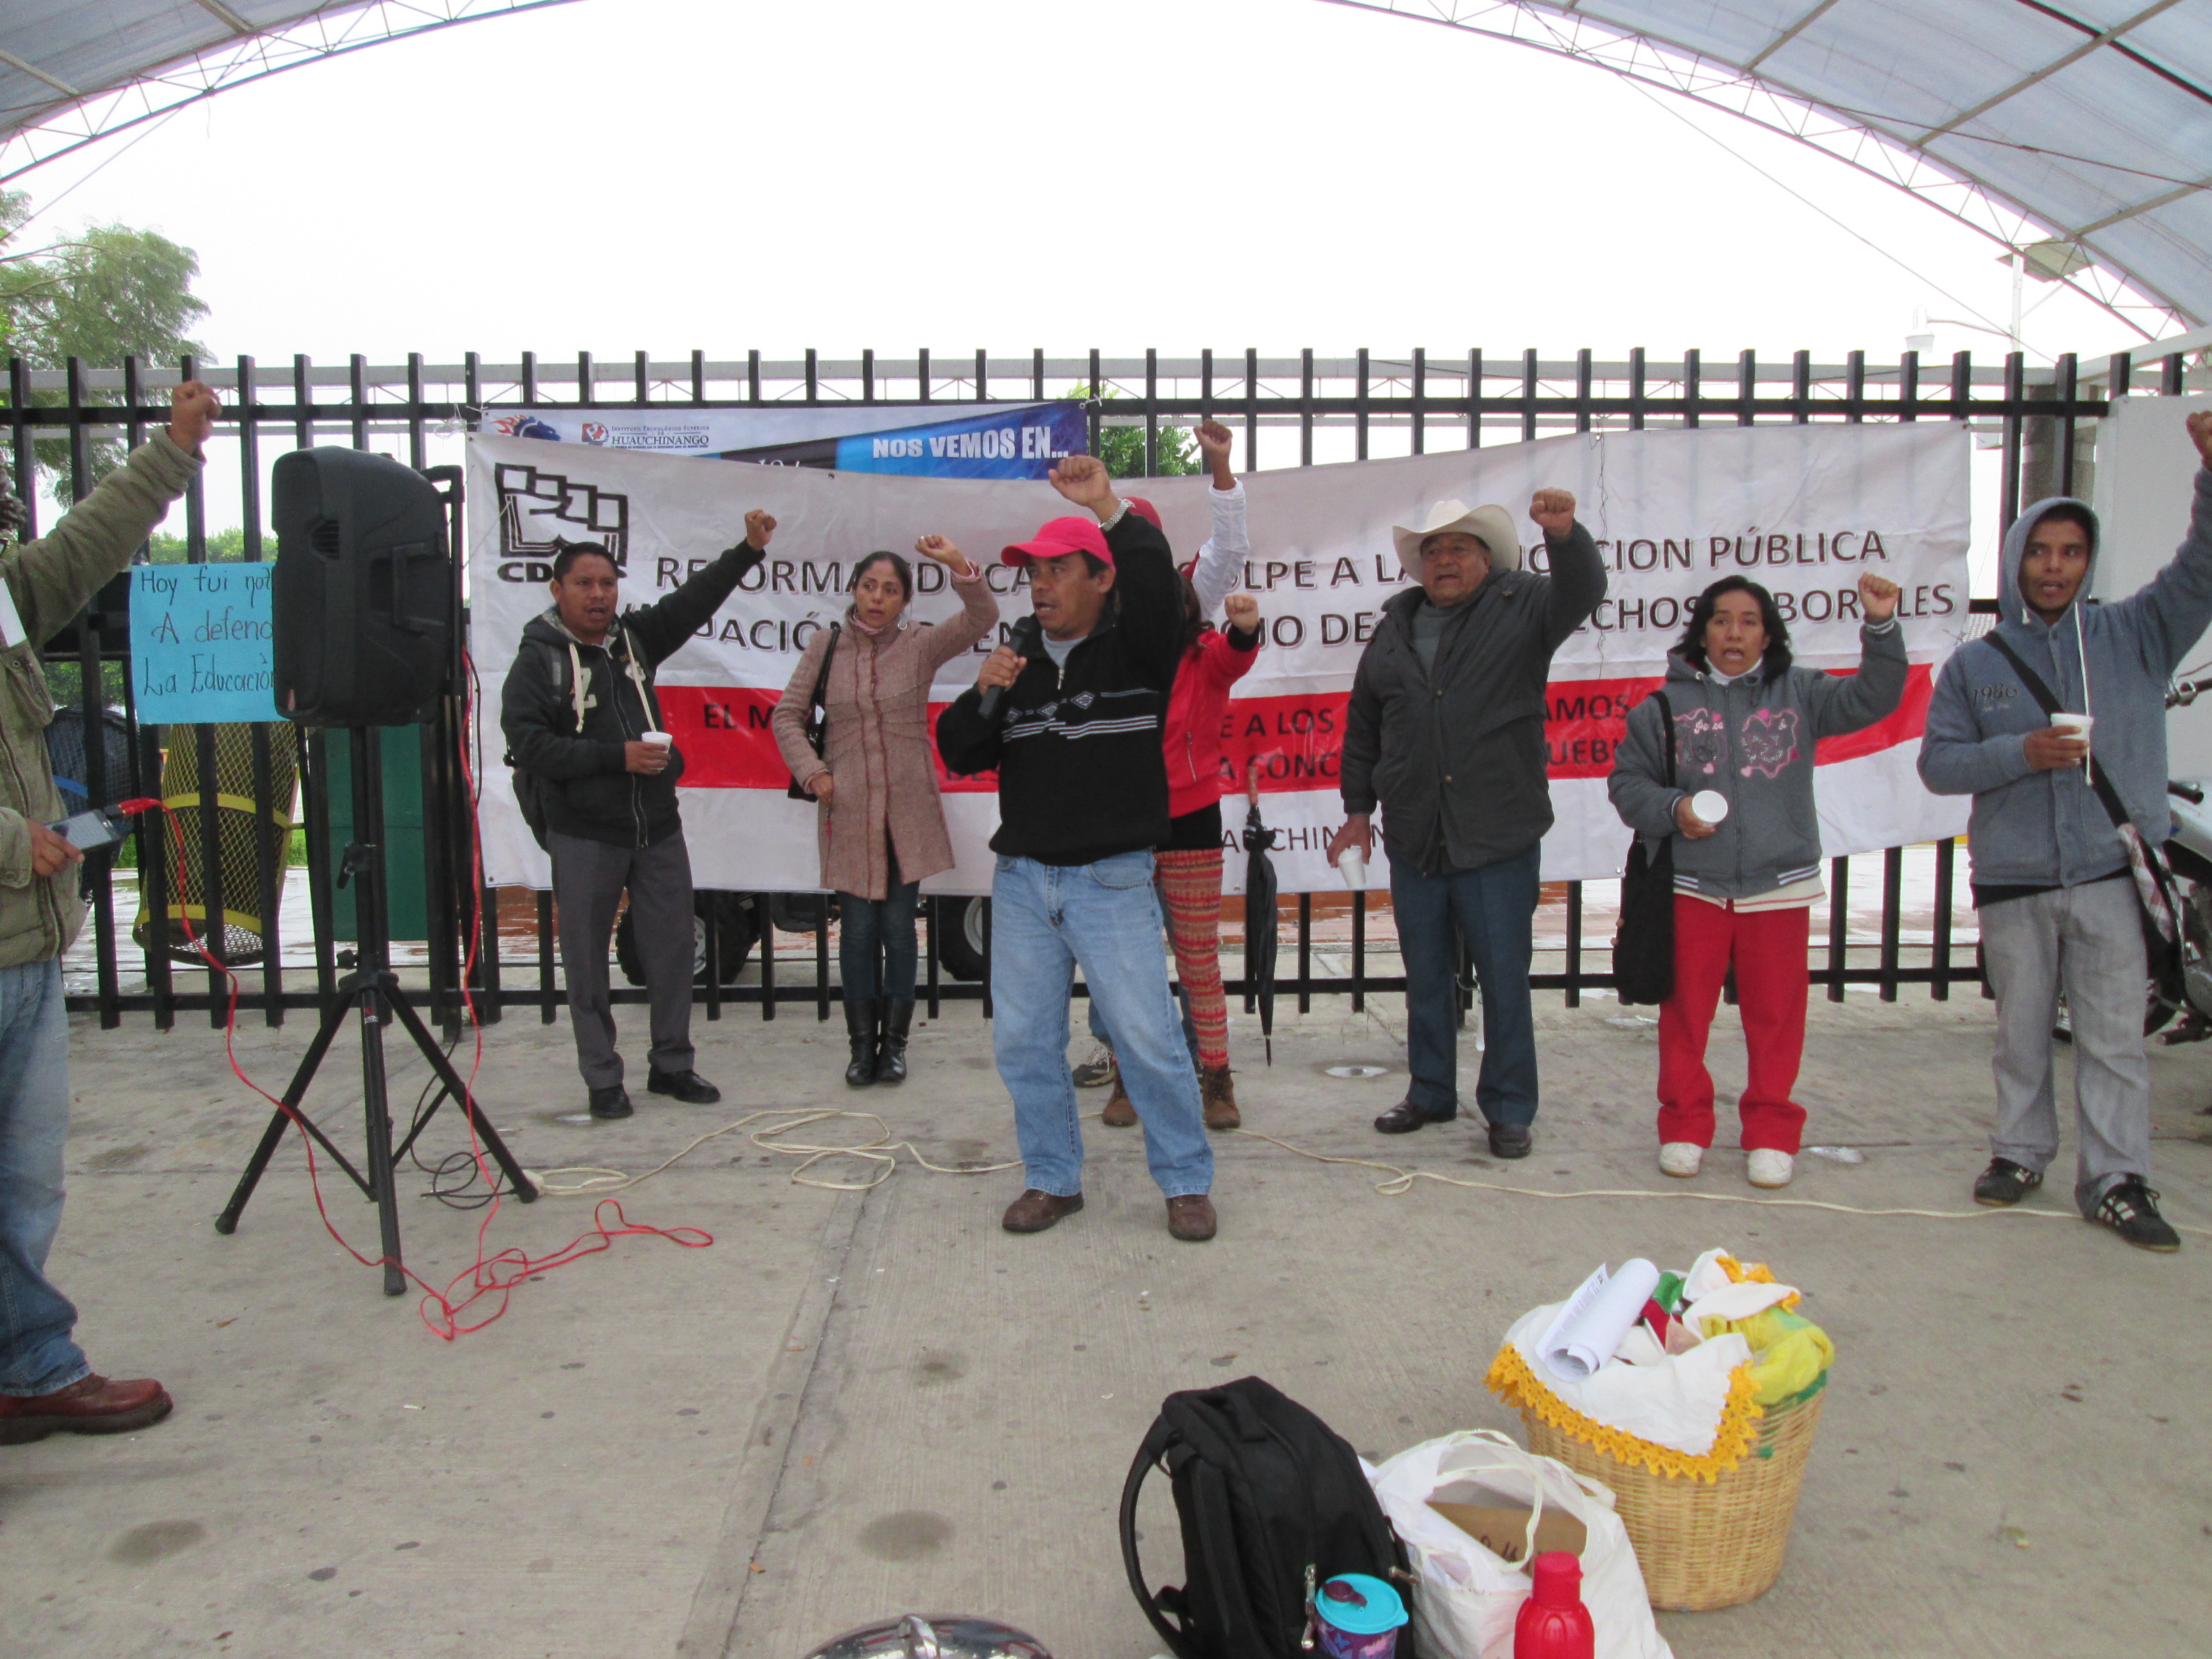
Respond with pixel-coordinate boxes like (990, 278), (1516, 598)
(876, 998), (915, 1084)
(844, 997), (880, 1087)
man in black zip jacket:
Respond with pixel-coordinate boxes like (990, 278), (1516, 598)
(501, 512), (773, 1118)
(1328, 489), (1603, 1158)
(937, 456), (1217, 1242)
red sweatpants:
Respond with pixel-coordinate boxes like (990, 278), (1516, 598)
(1656, 897), (1809, 1154)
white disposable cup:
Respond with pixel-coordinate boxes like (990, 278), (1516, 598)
(2050, 712), (2093, 740)
(640, 730), (672, 751)
(1689, 789), (1729, 825)
(1337, 846), (1368, 890)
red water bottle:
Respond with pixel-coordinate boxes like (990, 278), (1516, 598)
(1514, 1551), (1595, 1659)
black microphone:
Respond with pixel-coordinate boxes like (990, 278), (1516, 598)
(978, 615), (1043, 722)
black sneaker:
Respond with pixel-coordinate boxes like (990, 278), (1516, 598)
(2091, 1179), (2181, 1252)
(588, 1084), (634, 1120)
(647, 1069), (721, 1105)
(1972, 1157), (2043, 1207)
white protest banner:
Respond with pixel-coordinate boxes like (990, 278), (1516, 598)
(467, 422), (1970, 895)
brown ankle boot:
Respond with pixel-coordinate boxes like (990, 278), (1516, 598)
(1200, 1064), (1240, 1130)
(1101, 1073), (1136, 1127)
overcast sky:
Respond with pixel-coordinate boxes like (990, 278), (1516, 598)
(12, 0), (2159, 371)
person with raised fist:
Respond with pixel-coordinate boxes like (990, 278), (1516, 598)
(1608, 570), (1906, 1190)
(773, 535), (997, 1086)
(937, 453), (1218, 1243)
(0, 379), (217, 1446)
(1330, 489), (1605, 1160)
(1082, 418), (1261, 1132)
(1921, 408), (2212, 1252)
(501, 510), (774, 1120)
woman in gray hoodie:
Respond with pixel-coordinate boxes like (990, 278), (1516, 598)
(1608, 571), (1905, 1188)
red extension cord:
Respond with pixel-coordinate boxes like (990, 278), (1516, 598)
(115, 672), (712, 1340)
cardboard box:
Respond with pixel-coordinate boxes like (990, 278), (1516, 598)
(1427, 1500), (1588, 1565)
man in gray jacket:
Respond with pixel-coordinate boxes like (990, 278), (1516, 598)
(0, 381), (216, 1443)
(1328, 489), (1603, 1157)
(1919, 408), (2212, 1251)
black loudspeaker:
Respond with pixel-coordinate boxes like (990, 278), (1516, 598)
(272, 447), (453, 725)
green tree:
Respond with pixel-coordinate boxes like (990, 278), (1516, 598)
(147, 528), (251, 563)
(0, 188), (208, 506)
(1069, 384), (1198, 480)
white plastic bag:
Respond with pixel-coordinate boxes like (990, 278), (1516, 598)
(1371, 1430), (1671, 1659)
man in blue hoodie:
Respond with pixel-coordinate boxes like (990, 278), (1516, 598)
(1920, 408), (2212, 1251)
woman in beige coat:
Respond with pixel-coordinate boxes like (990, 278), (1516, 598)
(773, 535), (997, 1086)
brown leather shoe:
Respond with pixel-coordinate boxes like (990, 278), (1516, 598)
(1001, 1189), (1084, 1234)
(1101, 1074), (1136, 1128)
(1166, 1193), (1218, 1242)
(0, 1374), (172, 1444)
(1200, 1064), (1240, 1130)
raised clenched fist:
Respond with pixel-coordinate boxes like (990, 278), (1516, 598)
(167, 380), (220, 455)
(915, 533), (972, 574)
(1529, 488), (1576, 539)
(1858, 571), (1900, 622)
(1048, 454), (1117, 518)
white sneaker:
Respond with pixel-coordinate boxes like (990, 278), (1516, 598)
(1658, 1142), (1704, 1179)
(1747, 1149), (1795, 1189)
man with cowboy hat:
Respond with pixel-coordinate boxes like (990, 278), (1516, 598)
(1328, 489), (1601, 1156)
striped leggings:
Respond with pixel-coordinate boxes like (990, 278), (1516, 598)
(1155, 847), (1229, 1069)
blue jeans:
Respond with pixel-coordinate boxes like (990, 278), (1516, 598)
(991, 852), (1212, 1199)
(838, 880), (922, 1002)
(1392, 844), (1541, 1126)
(1085, 878), (1199, 1067)
(0, 960), (87, 1397)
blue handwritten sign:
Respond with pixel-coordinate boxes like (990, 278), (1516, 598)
(129, 562), (280, 724)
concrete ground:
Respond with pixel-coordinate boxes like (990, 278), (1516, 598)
(2, 979), (2207, 1659)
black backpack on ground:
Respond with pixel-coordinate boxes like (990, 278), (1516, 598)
(1120, 1376), (1416, 1659)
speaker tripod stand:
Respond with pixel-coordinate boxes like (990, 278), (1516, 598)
(214, 724), (535, 1296)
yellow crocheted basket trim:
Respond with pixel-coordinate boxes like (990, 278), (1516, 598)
(1485, 1343), (1766, 1484)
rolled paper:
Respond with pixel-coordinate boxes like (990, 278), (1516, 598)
(1538, 1258), (1665, 1381)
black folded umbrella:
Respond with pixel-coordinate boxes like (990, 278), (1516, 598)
(1240, 769), (1282, 1065)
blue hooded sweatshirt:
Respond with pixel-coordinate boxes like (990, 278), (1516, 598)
(1918, 466), (2212, 890)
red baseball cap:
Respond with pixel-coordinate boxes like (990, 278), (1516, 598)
(1124, 495), (1162, 529)
(1001, 514), (1114, 569)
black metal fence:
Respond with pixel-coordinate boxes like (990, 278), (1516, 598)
(8, 342), (2205, 1030)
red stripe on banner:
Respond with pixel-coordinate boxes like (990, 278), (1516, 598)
(655, 687), (1000, 792)
(654, 663), (1933, 793)
(1812, 662), (1935, 764)
(1538, 663), (1935, 779)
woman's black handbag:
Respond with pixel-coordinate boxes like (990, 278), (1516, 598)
(1614, 691), (1677, 1006)
(785, 621), (841, 801)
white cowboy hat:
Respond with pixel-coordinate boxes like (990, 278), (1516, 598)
(1391, 499), (1521, 573)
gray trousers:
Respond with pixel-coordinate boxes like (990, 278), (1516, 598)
(548, 829), (696, 1091)
(1980, 877), (2153, 1215)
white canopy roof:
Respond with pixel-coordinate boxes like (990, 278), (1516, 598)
(1338, 2), (2211, 335)
(3, 1), (2207, 332)
(0, 3), (572, 183)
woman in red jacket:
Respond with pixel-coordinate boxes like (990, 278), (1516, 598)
(1097, 566), (1262, 1130)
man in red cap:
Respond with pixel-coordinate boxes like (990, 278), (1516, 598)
(938, 455), (1216, 1242)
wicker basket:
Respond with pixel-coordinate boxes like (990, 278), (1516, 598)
(1520, 1380), (1826, 1612)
